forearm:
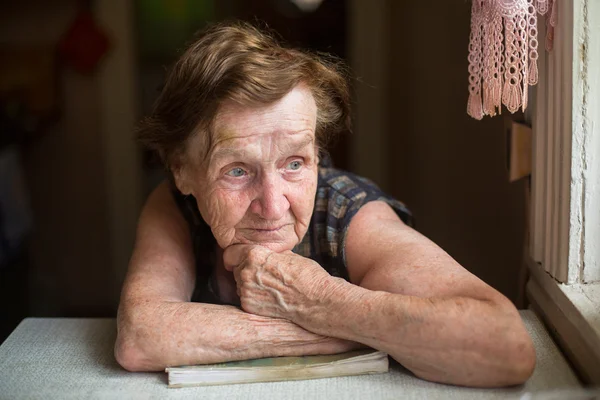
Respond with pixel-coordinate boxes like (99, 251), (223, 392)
(115, 298), (357, 372)
(296, 277), (535, 387)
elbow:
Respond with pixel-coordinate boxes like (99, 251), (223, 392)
(114, 305), (162, 372)
(492, 307), (536, 386)
(488, 298), (536, 386)
(114, 334), (152, 372)
(505, 333), (536, 385)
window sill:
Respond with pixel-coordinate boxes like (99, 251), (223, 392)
(560, 282), (600, 333)
(526, 258), (600, 384)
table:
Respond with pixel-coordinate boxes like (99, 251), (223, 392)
(0, 310), (582, 399)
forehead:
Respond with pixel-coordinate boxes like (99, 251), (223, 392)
(212, 85), (317, 146)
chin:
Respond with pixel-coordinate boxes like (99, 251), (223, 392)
(231, 225), (301, 253)
(217, 235), (297, 253)
(230, 238), (296, 253)
(259, 241), (297, 253)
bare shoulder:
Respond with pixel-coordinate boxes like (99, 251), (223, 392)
(121, 180), (196, 304)
(143, 180), (182, 219)
(345, 201), (506, 303)
(344, 200), (409, 284)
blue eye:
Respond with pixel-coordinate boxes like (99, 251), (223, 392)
(287, 160), (302, 170)
(226, 167), (246, 177)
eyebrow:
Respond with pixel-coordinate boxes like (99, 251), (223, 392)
(209, 135), (315, 163)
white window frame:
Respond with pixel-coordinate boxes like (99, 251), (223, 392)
(527, 0), (600, 384)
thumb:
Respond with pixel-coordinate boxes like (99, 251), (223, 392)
(223, 244), (253, 271)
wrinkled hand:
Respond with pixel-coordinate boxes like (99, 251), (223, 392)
(223, 245), (337, 322)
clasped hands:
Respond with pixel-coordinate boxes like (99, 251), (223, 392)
(223, 244), (338, 325)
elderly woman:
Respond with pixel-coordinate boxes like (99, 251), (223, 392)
(115, 22), (535, 387)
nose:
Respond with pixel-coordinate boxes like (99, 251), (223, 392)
(250, 173), (290, 221)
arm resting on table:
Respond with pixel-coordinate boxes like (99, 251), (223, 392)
(293, 201), (536, 387)
(114, 182), (357, 372)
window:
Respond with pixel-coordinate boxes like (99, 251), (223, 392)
(527, 0), (600, 384)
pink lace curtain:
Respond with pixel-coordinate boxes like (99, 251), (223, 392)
(467, 0), (558, 120)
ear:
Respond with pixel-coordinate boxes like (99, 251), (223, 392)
(172, 165), (192, 195)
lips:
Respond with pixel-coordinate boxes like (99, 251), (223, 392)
(254, 227), (283, 232)
(240, 223), (294, 239)
(244, 223), (293, 232)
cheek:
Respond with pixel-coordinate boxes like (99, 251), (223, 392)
(289, 171), (318, 221)
(197, 185), (252, 229)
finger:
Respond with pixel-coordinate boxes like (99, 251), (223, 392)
(232, 258), (244, 285)
(233, 261), (247, 303)
(223, 244), (254, 271)
(235, 278), (241, 298)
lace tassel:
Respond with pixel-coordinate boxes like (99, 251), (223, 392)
(467, 91), (484, 120)
(493, 79), (502, 111)
(550, 0), (558, 27)
(522, 78), (529, 111)
(483, 83), (492, 116)
(528, 59), (539, 85)
(536, 0), (549, 15)
(502, 81), (522, 114)
(483, 80), (502, 116)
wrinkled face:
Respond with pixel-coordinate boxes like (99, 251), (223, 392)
(176, 85), (319, 253)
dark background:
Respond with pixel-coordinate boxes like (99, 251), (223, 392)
(0, 0), (527, 344)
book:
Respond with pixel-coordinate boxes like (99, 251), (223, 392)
(165, 349), (389, 388)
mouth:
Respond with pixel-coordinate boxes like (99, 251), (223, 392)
(244, 223), (293, 234)
(254, 226), (283, 232)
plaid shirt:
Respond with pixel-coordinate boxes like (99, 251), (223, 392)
(171, 167), (412, 303)
(291, 167), (413, 280)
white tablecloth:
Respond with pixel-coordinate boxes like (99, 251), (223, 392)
(0, 310), (581, 399)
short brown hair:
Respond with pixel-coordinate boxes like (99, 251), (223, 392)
(137, 21), (351, 171)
